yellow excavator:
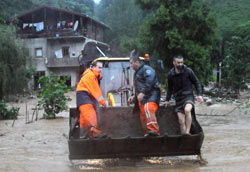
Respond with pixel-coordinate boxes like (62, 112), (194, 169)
(68, 42), (204, 160)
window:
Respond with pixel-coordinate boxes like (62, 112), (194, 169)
(62, 46), (69, 58)
(35, 48), (43, 57)
(59, 75), (71, 87)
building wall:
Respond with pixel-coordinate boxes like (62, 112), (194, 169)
(23, 37), (83, 88)
(96, 26), (104, 42)
(47, 38), (85, 59)
(87, 20), (93, 39)
(49, 67), (80, 87)
(24, 38), (48, 73)
(86, 20), (104, 42)
(19, 7), (108, 90)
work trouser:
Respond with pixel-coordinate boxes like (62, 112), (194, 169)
(79, 104), (103, 137)
(138, 101), (160, 136)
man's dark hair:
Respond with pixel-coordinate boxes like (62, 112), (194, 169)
(173, 55), (184, 61)
(130, 55), (141, 62)
(130, 49), (141, 62)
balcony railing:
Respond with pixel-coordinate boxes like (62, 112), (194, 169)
(47, 57), (79, 68)
(17, 29), (87, 39)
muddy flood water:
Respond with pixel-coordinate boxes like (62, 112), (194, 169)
(1, 93), (250, 172)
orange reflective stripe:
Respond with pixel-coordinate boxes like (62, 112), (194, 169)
(139, 102), (160, 135)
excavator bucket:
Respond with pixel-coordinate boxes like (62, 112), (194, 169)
(68, 106), (204, 159)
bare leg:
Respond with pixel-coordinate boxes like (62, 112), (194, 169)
(177, 112), (186, 134)
(184, 103), (193, 134)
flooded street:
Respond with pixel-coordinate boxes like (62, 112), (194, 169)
(1, 94), (250, 172)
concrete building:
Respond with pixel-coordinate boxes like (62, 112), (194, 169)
(15, 5), (109, 89)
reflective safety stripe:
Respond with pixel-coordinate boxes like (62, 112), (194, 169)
(145, 103), (151, 119)
(97, 96), (104, 102)
(147, 121), (158, 126)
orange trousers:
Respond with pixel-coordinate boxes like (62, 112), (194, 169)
(79, 104), (103, 137)
(139, 102), (160, 136)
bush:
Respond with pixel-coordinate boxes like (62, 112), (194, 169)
(37, 74), (72, 119)
(0, 100), (19, 120)
(222, 36), (250, 93)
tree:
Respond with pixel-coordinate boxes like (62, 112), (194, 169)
(31, 0), (94, 16)
(222, 36), (250, 93)
(210, 0), (250, 40)
(78, 0), (95, 15)
(104, 0), (144, 55)
(0, 26), (32, 100)
(37, 74), (72, 119)
(208, 0), (250, 86)
(233, 21), (250, 38)
(0, 0), (35, 20)
(136, 0), (218, 84)
(95, 0), (113, 22)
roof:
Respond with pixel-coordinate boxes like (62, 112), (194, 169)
(15, 5), (109, 29)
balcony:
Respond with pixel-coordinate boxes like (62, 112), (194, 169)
(17, 29), (87, 39)
(47, 57), (79, 68)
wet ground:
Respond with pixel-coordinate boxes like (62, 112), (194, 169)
(0, 92), (250, 172)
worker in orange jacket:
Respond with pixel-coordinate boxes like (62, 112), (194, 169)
(76, 61), (107, 139)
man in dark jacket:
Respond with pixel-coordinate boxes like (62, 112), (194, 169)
(163, 55), (203, 135)
(128, 52), (161, 137)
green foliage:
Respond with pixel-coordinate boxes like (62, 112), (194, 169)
(0, 26), (31, 99)
(0, 0), (35, 21)
(95, 0), (113, 22)
(136, 0), (218, 85)
(208, 0), (250, 87)
(0, 0), (95, 22)
(233, 21), (250, 39)
(32, 0), (95, 17)
(104, 0), (144, 54)
(0, 100), (19, 120)
(210, 0), (250, 39)
(222, 36), (250, 92)
(37, 74), (72, 119)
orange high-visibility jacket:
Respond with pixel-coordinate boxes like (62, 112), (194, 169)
(76, 68), (105, 105)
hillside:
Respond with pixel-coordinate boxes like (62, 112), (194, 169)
(210, 0), (250, 37)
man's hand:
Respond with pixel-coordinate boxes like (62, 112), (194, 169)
(128, 96), (135, 104)
(102, 103), (107, 108)
(137, 93), (145, 102)
(196, 96), (204, 104)
(162, 101), (170, 108)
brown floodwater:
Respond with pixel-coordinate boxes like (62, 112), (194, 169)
(1, 102), (250, 172)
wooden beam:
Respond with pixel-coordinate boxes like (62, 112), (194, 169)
(80, 17), (83, 35)
(32, 13), (34, 31)
(44, 8), (47, 30)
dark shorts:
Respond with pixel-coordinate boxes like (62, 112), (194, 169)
(175, 97), (194, 114)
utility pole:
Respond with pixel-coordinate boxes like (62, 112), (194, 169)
(219, 62), (222, 87)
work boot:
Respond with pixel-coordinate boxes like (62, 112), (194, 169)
(148, 131), (158, 137)
(94, 133), (108, 139)
(79, 128), (88, 139)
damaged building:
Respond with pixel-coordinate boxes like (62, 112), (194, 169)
(14, 5), (109, 89)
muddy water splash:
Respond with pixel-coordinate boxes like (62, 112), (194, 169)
(1, 103), (250, 172)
